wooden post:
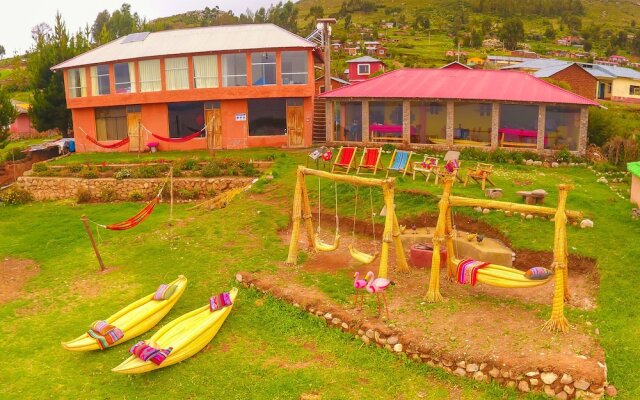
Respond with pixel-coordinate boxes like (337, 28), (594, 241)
(169, 167), (174, 222)
(426, 177), (452, 302)
(378, 182), (395, 279)
(81, 215), (105, 272)
(300, 173), (316, 248)
(286, 168), (304, 264)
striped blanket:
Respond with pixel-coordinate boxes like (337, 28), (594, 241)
(209, 292), (233, 312)
(153, 284), (177, 301)
(88, 320), (124, 349)
(129, 341), (173, 365)
(456, 259), (489, 286)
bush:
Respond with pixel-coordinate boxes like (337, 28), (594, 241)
(177, 188), (199, 200)
(202, 161), (222, 177)
(241, 163), (259, 177)
(593, 162), (619, 173)
(488, 149), (509, 163)
(135, 165), (162, 178)
(76, 189), (92, 203)
(520, 150), (542, 162)
(99, 188), (116, 202)
(129, 191), (144, 201)
(3, 147), (27, 162)
(460, 147), (488, 162)
(226, 166), (239, 176)
(381, 144), (396, 152)
(556, 148), (571, 163)
(79, 166), (98, 179)
(179, 158), (199, 171)
(509, 151), (524, 165)
(114, 168), (132, 180)
(603, 136), (639, 168)
(0, 187), (33, 205)
(32, 163), (49, 173)
(588, 107), (622, 147)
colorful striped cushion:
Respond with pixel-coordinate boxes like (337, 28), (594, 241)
(87, 325), (124, 349)
(153, 284), (177, 301)
(525, 267), (552, 280)
(129, 341), (173, 365)
(209, 292), (233, 312)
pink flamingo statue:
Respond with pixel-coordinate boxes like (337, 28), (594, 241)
(365, 271), (391, 319)
(353, 271), (368, 309)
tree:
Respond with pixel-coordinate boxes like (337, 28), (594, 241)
(308, 5), (324, 20)
(91, 10), (110, 43)
(583, 39), (593, 52)
(499, 18), (525, 50)
(544, 26), (556, 40)
(0, 45), (5, 59)
(344, 14), (352, 31)
(414, 14), (430, 31)
(0, 87), (17, 149)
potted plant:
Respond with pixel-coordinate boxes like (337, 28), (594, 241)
(147, 142), (159, 153)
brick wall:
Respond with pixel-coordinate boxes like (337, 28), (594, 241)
(548, 64), (597, 100)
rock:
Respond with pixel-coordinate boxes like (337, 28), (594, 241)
(324, 313), (332, 320)
(605, 385), (618, 397)
(474, 206), (483, 213)
(456, 360), (466, 368)
(560, 374), (573, 385)
(518, 380), (530, 392)
(466, 363), (479, 373)
(580, 219), (594, 229)
(552, 162), (559, 168)
(453, 368), (466, 377)
(387, 335), (399, 345)
(489, 368), (500, 378)
(357, 329), (364, 336)
(526, 159), (534, 166)
(482, 208), (490, 214)
(533, 161), (543, 167)
(393, 343), (403, 353)
(525, 370), (539, 377)
(544, 385), (556, 397)
(505, 211), (512, 217)
(479, 362), (487, 371)
(563, 385), (574, 395)
(442, 359), (453, 367)
(331, 317), (340, 325)
(366, 329), (375, 339)
(530, 378), (539, 386)
(526, 214), (534, 220)
(473, 371), (484, 382)
(597, 177), (608, 184)
(341, 322), (349, 330)
(574, 379), (590, 390)
(506, 380), (516, 388)
(541, 372), (558, 385)
(555, 392), (567, 400)
(361, 335), (370, 344)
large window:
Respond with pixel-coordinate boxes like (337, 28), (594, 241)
(369, 101), (403, 143)
(168, 102), (206, 138)
(251, 52), (276, 86)
(499, 104), (539, 148)
(453, 103), (492, 146)
(68, 68), (86, 98)
(114, 62), (136, 93)
(281, 51), (308, 84)
(90, 65), (110, 96)
(545, 106), (581, 151)
(248, 99), (287, 136)
(193, 55), (218, 88)
(222, 53), (247, 87)
(410, 102), (446, 144)
(95, 107), (127, 141)
(333, 101), (362, 141)
(165, 57), (189, 90)
(139, 59), (161, 92)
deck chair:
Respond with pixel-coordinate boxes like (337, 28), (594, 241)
(331, 146), (357, 174)
(464, 162), (496, 190)
(385, 149), (413, 178)
(356, 147), (383, 175)
(434, 151), (463, 185)
(412, 155), (439, 182)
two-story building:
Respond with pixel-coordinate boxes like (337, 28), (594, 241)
(51, 24), (319, 152)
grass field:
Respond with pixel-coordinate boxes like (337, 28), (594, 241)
(1, 149), (639, 399)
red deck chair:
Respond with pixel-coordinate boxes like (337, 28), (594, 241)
(356, 147), (383, 175)
(331, 146), (357, 174)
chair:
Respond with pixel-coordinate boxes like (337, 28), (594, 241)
(434, 151), (463, 185)
(464, 162), (496, 190)
(331, 146), (357, 174)
(412, 155), (439, 182)
(385, 149), (413, 178)
(356, 147), (383, 175)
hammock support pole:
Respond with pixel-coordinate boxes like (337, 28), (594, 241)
(81, 214), (105, 272)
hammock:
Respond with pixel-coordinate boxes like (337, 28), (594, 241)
(80, 127), (131, 149)
(150, 130), (203, 143)
(105, 197), (160, 231)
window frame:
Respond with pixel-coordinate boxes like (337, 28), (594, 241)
(193, 55), (219, 89)
(281, 51), (308, 85)
(630, 85), (640, 96)
(139, 59), (162, 93)
(357, 64), (371, 75)
(248, 98), (287, 137)
(91, 64), (111, 96)
(114, 62), (136, 94)
(222, 53), (247, 87)
(95, 106), (128, 141)
(167, 102), (207, 139)
(67, 68), (86, 98)
(251, 52), (276, 86)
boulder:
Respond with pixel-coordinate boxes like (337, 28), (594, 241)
(580, 219), (594, 229)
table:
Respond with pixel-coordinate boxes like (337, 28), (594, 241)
(370, 124), (416, 142)
(499, 128), (547, 148)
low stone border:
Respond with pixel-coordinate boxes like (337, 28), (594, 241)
(236, 273), (614, 399)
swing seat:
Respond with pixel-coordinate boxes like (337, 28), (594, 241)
(348, 244), (378, 265)
(454, 258), (552, 288)
(315, 233), (340, 252)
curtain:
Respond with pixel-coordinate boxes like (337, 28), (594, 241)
(139, 59), (161, 92)
(90, 66), (99, 96)
(193, 55), (217, 88)
(165, 57), (188, 90)
(128, 62), (137, 93)
(69, 68), (87, 98)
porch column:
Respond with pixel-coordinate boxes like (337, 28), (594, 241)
(578, 106), (589, 155)
(325, 101), (334, 142)
(537, 104), (546, 152)
(491, 103), (500, 149)
(402, 100), (410, 145)
(446, 101), (454, 147)
(361, 100), (370, 143)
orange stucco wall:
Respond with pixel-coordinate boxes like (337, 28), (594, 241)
(64, 47), (315, 152)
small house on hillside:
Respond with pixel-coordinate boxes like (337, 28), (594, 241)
(346, 56), (385, 83)
(466, 57), (485, 67)
(533, 63), (598, 100)
(9, 100), (37, 139)
(440, 61), (471, 70)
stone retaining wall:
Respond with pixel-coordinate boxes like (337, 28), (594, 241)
(17, 176), (254, 201)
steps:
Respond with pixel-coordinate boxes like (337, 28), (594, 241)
(312, 97), (327, 144)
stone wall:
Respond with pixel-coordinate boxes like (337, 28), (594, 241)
(17, 176), (254, 201)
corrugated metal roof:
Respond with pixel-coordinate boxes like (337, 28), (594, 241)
(52, 24), (315, 70)
(503, 58), (640, 80)
(592, 64), (640, 79)
(346, 56), (382, 63)
(533, 63), (576, 78)
(319, 68), (599, 106)
(502, 59), (567, 70)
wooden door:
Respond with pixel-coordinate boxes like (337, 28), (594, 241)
(127, 112), (142, 152)
(287, 105), (304, 147)
(206, 109), (222, 149)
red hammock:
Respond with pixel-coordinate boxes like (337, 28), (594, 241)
(151, 130), (203, 143)
(85, 134), (130, 149)
(106, 197), (160, 231)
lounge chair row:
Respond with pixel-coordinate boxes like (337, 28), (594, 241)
(329, 146), (414, 178)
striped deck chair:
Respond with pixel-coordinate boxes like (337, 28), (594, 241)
(385, 149), (414, 178)
(331, 146), (357, 174)
(356, 147), (383, 175)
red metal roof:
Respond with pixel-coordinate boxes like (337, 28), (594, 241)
(320, 68), (600, 106)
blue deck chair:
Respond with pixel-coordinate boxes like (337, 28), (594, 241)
(385, 149), (414, 178)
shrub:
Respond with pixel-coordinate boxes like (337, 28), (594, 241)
(603, 136), (639, 169)
(177, 188), (199, 200)
(3, 147), (27, 162)
(129, 191), (144, 201)
(488, 149), (509, 163)
(0, 187), (33, 205)
(32, 163), (49, 173)
(79, 166), (98, 179)
(76, 189), (92, 203)
(509, 151), (524, 165)
(381, 144), (396, 152)
(460, 147), (488, 162)
(67, 164), (83, 173)
(556, 148), (571, 163)
(521, 150), (542, 162)
(588, 107), (621, 147)
(593, 162), (619, 173)
(179, 158), (199, 171)
(202, 161), (222, 177)
(114, 168), (132, 180)
(99, 188), (116, 202)
(135, 165), (161, 178)
(226, 166), (239, 176)
(241, 163), (259, 177)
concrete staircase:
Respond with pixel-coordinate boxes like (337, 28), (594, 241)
(312, 97), (327, 144)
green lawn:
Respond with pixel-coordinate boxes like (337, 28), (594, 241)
(1, 149), (639, 399)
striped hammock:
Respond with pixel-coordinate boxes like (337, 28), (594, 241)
(105, 196), (160, 231)
(84, 133), (131, 149)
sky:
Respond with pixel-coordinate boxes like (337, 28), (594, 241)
(0, 0), (276, 56)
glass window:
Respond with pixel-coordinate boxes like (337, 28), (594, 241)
(333, 101), (362, 141)
(545, 106), (581, 151)
(498, 104), (539, 148)
(410, 102), (446, 144)
(90, 65), (110, 96)
(68, 68), (86, 98)
(358, 64), (370, 75)
(630, 85), (640, 96)
(222, 53), (247, 87)
(369, 101), (403, 143)
(114, 62), (136, 94)
(139, 59), (161, 92)
(95, 107), (127, 141)
(165, 57), (189, 90)
(248, 99), (287, 136)
(453, 103), (492, 146)
(193, 55), (218, 88)
(168, 102), (206, 138)
(281, 51), (308, 85)
(251, 52), (276, 86)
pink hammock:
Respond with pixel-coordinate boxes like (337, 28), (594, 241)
(85, 134), (130, 149)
